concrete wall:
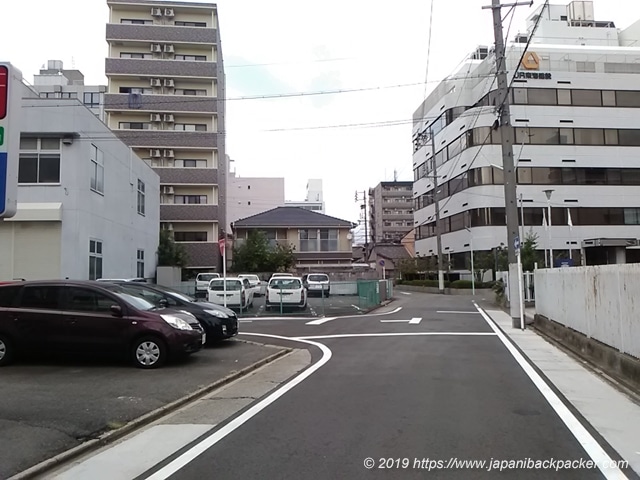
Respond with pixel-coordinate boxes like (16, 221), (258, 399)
(535, 264), (640, 359)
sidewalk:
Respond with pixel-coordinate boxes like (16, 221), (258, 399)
(483, 307), (640, 477)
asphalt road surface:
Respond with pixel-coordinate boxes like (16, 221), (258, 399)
(53, 292), (637, 480)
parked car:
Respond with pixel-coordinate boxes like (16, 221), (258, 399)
(238, 274), (263, 296)
(99, 281), (238, 342)
(266, 276), (307, 311)
(207, 278), (252, 310)
(195, 273), (220, 297)
(270, 273), (294, 280)
(97, 278), (147, 283)
(0, 280), (205, 369)
(302, 273), (331, 297)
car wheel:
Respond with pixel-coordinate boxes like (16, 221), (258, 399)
(0, 334), (14, 366)
(132, 336), (167, 369)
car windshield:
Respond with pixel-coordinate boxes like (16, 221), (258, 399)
(270, 278), (302, 289)
(112, 292), (156, 311)
(198, 274), (219, 282)
(209, 279), (242, 291)
(241, 275), (260, 282)
(308, 275), (329, 282)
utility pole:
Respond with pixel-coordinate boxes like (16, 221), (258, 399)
(355, 190), (369, 257)
(430, 130), (445, 293)
(483, 0), (532, 327)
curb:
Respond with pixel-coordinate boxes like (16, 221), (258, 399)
(10, 347), (292, 480)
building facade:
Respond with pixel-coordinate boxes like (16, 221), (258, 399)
(32, 60), (107, 121)
(412, 1), (640, 268)
(0, 86), (159, 281)
(368, 181), (413, 245)
(105, 0), (225, 276)
(285, 179), (325, 213)
(226, 155), (285, 232)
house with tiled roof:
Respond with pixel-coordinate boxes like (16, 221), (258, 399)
(231, 207), (357, 270)
(368, 243), (412, 278)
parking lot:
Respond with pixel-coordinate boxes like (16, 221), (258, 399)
(0, 340), (285, 479)
(234, 292), (368, 318)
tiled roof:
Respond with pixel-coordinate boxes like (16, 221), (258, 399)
(374, 244), (411, 260)
(232, 207), (355, 228)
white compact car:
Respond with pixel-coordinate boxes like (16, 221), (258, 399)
(195, 272), (220, 297)
(266, 276), (307, 311)
(238, 274), (263, 296)
(207, 277), (252, 310)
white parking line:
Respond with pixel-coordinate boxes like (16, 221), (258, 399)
(297, 332), (496, 340)
(305, 317), (338, 325)
(145, 333), (332, 480)
(436, 310), (481, 314)
(400, 292), (412, 295)
(473, 302), (629, 480)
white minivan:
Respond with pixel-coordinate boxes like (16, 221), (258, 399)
(266, 276), (307, 311)
(195, 272), (220, 297)
(207, 278), (252, 310)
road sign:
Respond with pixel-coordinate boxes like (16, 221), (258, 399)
(0, 62), (21, 219)
(514, 235), (521, 254)
(379, 259), (385, 267)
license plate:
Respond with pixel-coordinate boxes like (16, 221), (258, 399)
(311, 285), (321, 289)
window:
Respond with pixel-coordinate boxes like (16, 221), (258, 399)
(527, 88), (557, 105)
(137, 250), (145, 278)
(119, 86), (153, 94)
(18, 137), (61, 184)
(299, 229), (318, 251)
(60, 92), (77, 99)
(174, 195), (206, 204)
(66, 287), (114, 313)
(529, 128), (559, 145)
(137, 179), (145, 215)
(90, 144), (105, 194)
(618, 129), (640, 146)
(121, 18), (153, 24)
(118, 122), (152, 130)
(512, 88), (528, 104)
(557, 89), (572, 105)
(319, 229), (338, 251)
(176, 159), (207, 168)
(615, 91), (640, 107)
(173, 123), (207, 131)
(174, 232), (207, 242)
(602, 90), (617, 106)
(175, 89), (207, 96)
(120, 53), (153, 59)
(175, 55), (207, 61)
(20, 286), (63, 310)
(89, 240), (103, 281)
(83, 92), (100, 108)
(174, 21), (207, 27)
(574, 128), (604, 145)
(571, 90), (602, 107)
(624, 208), (640, 225)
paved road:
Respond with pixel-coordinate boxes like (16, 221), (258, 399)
(48, 293), (636, 479)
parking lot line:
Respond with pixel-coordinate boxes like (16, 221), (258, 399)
(306, 317), (338, 325)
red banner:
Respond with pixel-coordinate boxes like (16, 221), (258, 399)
(218, 238), (225, 255)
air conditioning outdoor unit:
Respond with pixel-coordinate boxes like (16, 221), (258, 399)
(150, 78), (162, 87)
(150, 113), (162, 122)
(150, 149), (162, 157)
(163, 44), (175, 53)
(164, 8), (175, 17)
(163, 149), (175, 158)
(151, 8), (162, 16)
(164, 78), (175, 87)
(162, 186), (175, 194)
(163, 114), (175, 123)
(151, 44), (162, 53)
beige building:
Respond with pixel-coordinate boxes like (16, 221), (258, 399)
(105, 0), (225, 276)
(368, 181), (413, 245)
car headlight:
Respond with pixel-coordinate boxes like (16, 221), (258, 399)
(203, 309), (229, 318)
(161, 314), (193, 331)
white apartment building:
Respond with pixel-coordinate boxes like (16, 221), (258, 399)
(412, 1), (640, 268)
(0, 83), (159, 281)
(285, 179), (325, 213)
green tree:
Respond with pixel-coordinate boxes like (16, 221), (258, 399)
(521, 229), (544, 271)
(232, 230), (296, 272)
(472, 251), (495, 283)
(157, 230), (188, 267)
(398, 258), (418, 278)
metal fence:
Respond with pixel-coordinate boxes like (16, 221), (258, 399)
(497, 271), (535, 303)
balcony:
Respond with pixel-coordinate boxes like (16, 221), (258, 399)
(105, 93), (217, 113)
(106, 23), (217, 44)
(105, 58), (216, 78)
(114, 130), (217, 148)
(160, 204), (219, 221)
(156, 168), (218, 185)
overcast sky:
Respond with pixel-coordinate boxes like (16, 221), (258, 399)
(3, 0), (640, 224)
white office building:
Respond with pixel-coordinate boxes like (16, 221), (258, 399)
(0, 82), (160, 281)
(412, 1), (640, 268)
(285, 179), (325, 213)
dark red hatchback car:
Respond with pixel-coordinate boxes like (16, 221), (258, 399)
(0, 280), (205, 369)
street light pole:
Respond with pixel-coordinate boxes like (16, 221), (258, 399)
(544, 189), (554, 268)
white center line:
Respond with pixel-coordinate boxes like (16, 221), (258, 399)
(380, 320), (411, 323)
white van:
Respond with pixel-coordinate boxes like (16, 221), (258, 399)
(207, 278), (251, 309)
(266, 276), (307, 311)
(195, 272), (220, 297)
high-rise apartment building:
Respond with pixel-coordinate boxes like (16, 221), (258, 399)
(368, 181), (413, 245)
(285, 179), (325, 212)
(412, 1), (640, 268)
(105, 0), (225, 276)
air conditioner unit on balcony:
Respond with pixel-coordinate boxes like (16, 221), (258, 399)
(150, 78), (162, 87)
(162, 186), (175, 194)
(163, 114), (175, 123)
(151, 7), (162, 16)
(163, 149), (175, 158)
(163, 78), (175, 88)
(151, 44), (162, 53)
(164, 8), (175, 17)
(150, 149), (162, 157)
(163, 44), (174, 53)
(150, 113), (162, 122)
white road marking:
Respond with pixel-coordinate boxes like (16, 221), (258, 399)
(297, 332), (496, 340)
(409, 317), (422, 324)
(400, 292), (412, 295)
(380, 320), (412, 323)
(305, 317), (338, 325)
(436, 310), (481, 314)
(473, 302), (629, 480)
(350, 304), (362, 311)
(145, 333), (332, 480)
(239, 320), (252, 323)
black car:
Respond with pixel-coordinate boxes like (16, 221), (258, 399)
(101, 282), (239, 342)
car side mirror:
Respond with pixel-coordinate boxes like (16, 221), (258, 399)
(110, 305), (123, 317)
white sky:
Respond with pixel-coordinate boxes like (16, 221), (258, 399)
(2, 0), (640, 224)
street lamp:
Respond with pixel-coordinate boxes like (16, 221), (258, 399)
(543, 189), (554, 268)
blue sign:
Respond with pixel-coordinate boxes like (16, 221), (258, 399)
(514, 236), (521, 252)
(379, 259), (385, 267)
